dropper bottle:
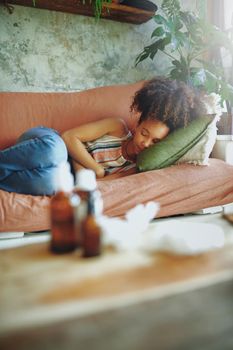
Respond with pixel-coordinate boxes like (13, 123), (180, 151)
(82, 190), (102, 257)
(74, 169), (103, 249)
(50, 161), (79, 254)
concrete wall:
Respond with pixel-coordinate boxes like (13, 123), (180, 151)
(0, 2), (163, 91)
(0, 0), (198, 92)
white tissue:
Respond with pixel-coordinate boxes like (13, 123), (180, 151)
(142, 220), (225, 255)
(98, 205), (225, 255)
(97, 201), (159, 251)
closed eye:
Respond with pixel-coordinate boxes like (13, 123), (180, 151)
(153, 138), (160, 144)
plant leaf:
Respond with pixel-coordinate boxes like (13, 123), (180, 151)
(162, 0), (181, 18)
(153, 14), (169, 27)
(135, 51), (150, 66)
(151, 27), (166, 38)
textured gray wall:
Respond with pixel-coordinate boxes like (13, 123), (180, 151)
(0, 2), (164, 92)
(0, 0), (197, 92)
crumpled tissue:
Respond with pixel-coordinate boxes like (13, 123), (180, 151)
(97, 201), (159, 251)
(141, 220), (225, 255)
(98, 205), (225, 255)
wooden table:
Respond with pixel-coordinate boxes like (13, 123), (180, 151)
(1, 214), (233, 349)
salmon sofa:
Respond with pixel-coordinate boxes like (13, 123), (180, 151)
(1, 82), (233, 233)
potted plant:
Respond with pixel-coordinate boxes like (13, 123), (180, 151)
(31, 0), (113, 20)
(135, 0), (233, 109)
(82, 0), (113, 20)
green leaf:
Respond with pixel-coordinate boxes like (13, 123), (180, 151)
(191, 68), (207, 87)
(175, 31), (189, 46)
(162, 0), (180, 17)
(147, 39), (166, 60)
(169, 68), (181, 80)
(151, 27), (165, 38)
(172, 59), (182, 69)
(137, 35), (172, 62)
(149, 49), (159, 60)
(153, 14), (168, 26)
(163, 33), (172, 46)
(174, 18), (183, 31)
(135, 51), (150, 66)
(180, 55), (188, 68)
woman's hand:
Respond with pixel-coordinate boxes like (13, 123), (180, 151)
(95, 165), (105, 179)
(98, 166), (137, 181)
(72, 158), (105, 178)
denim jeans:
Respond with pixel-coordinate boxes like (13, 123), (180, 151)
(0, 126), (68, 195)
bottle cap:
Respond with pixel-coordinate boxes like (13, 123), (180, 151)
(54, 161), (74, 193)
(75, 169), (97, 191)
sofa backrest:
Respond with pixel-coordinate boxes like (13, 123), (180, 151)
(0, 81), (143, 150)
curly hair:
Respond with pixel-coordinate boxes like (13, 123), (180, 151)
(131, 77), (206, 132)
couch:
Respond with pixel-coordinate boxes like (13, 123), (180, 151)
(1, 81), (233, 233)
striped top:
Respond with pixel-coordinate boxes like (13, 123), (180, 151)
(85, 129), (134, 175)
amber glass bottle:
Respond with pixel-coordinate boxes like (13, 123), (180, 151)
(50, 162), (79, 254)
(73, 169), (102, 246)
(82, 191), (102, 258)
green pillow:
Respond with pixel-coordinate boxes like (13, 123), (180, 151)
(136, 115), (213, 172)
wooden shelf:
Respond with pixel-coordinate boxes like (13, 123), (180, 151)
(3, 0), (157, 24)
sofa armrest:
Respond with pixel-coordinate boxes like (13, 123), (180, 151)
(211, 136), (233, 165)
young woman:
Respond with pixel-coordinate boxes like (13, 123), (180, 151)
(0, 78), (204, 195)
(62, 77), (205, 179)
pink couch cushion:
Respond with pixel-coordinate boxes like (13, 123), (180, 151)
(99, 159), (233, 218)
(0, 191), (50, 233)
(1, 159), (233, 233)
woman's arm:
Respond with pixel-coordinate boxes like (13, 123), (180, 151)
(98, 165), (137, 181)
(62, 118), (125, 178)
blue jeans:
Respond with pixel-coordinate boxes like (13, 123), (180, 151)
(0, 127), (68, 195)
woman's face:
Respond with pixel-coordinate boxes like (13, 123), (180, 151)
(132, 119), (170, 155)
